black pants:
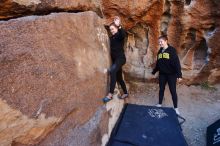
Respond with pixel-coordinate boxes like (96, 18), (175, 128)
(109, 58), (128, 94)
(159, 74), (178, 108)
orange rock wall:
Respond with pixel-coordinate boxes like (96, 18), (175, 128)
(0, 0), (220, 145)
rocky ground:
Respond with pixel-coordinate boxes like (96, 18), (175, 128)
(124, 81), (220, 146)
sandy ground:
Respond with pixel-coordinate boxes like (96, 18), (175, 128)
(124, 81), (220, 146)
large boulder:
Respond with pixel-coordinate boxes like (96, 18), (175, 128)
(1, 0), (220, 85)
(0, 0), (102, 19)
(0, 11), (111, 146)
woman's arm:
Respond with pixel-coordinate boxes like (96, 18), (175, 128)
(117, 27), (126, 40)
(152, 61), (159, 75)
(172, 48), (182, 78)
(152, 51), (160, 75)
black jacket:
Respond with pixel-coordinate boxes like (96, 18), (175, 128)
(110, 28), (126, 60)
(152, 46), (182, 78)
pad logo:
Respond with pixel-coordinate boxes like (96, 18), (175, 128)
(213, 128), (220, 144)
(158, 53), (170, 59)
(148, 109), (168, 119)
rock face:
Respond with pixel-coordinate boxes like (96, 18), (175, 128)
(0, 0), (102, 19)
(179, 0), (220, 84)
(102, 0), (220, 84)
(1, 0), (220, 83)
(0, 0), (220, 145)
(102, 0), (164, 80)
(0, 11), (110, 146)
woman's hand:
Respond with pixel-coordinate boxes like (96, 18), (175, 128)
(177, 78), (182, 82)
(114, 16), (121, 27)
(103, 68), (108, 74)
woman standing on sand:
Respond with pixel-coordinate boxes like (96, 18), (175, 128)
(152, 35), (182, 115)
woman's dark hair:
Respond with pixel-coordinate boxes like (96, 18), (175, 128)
(158, 35), (168, 41)
(109, 22), (119, 29)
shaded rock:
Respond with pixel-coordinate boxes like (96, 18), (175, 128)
(1, 0), (220, 145)
(102, 0), (164, 80)
(208, 68), (220, 84)
(102, 0), (220, 84)
(180, 0), (220, 84)
(0, 98), (61, 146)
(0, 0), (102, 19)
(1, 0), (220, 84)
(0, 11), (110, 145)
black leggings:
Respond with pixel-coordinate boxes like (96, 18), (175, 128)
(109, 58), (128, 94)
(159, 74), (178, 108)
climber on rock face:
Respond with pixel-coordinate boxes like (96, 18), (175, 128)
(102, 16), (128, 103)
(152, 35), (182, 115)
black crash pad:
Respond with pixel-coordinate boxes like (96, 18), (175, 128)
(207, 119), (220, 146)
(108, 104), (188, 146)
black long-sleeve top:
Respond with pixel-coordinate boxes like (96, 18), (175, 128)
(152, 45), (182, 78)
(110, 28), (126, 60)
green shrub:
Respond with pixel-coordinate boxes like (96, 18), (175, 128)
(200, 82), (217, 91)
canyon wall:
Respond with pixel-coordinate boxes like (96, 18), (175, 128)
(102, 0), (220, 84)
(0, 11), (113, 146)
(1, 0), (220, 84)
(0, 0), (220, 145)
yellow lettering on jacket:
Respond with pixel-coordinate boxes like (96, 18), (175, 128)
(158, 54), (162, 59)
(158, 53), (170, 59)
(163, 53), (169, 59)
